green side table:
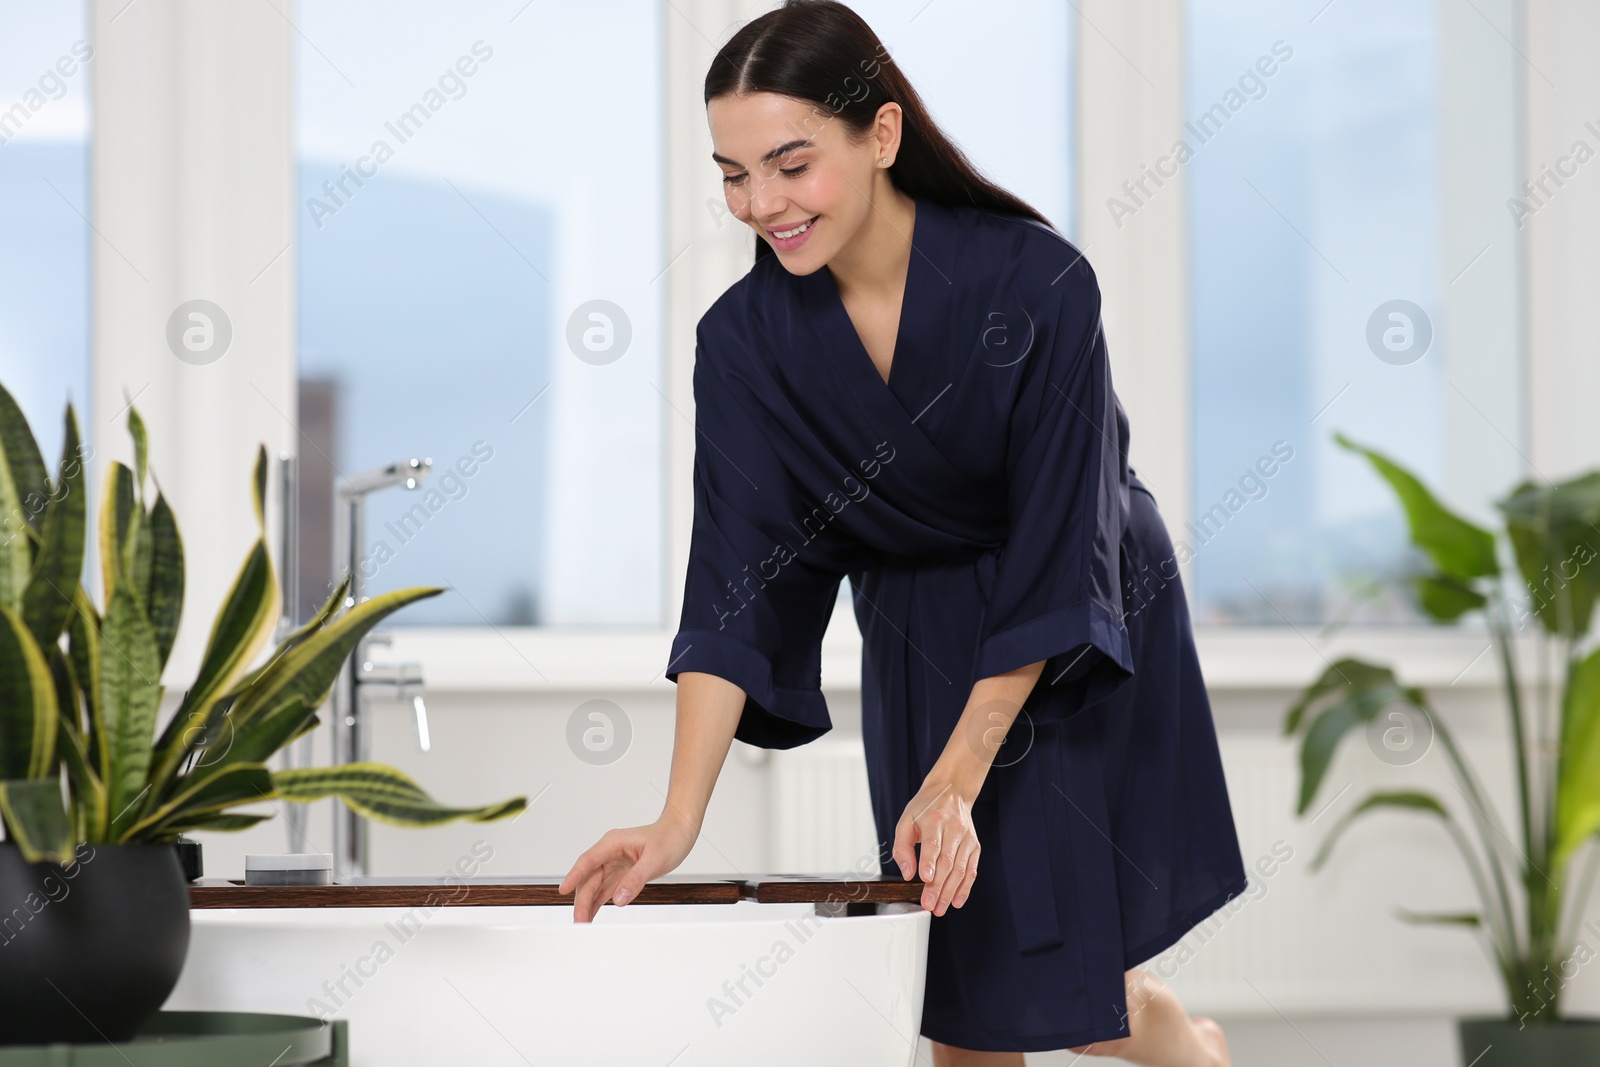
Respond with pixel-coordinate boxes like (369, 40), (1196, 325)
(0, 1013), (346, 1067)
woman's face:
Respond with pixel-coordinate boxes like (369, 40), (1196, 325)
(708, 91), (896, 274)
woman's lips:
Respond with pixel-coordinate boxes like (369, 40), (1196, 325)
(767, 214), (819, 251)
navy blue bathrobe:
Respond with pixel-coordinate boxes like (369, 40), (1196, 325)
(666, 192), (1250, 1052)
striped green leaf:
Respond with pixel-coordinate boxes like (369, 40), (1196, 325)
(122, 762), (274, 840)
(0, 778), (73, 864)
(273, 762), (526, 827)
(57, 706), (104, 843)
(0, 434), (31, 614)
(250, 445), (267, 531)
(223, 585), (443, 733)
(0, 605), (58, 779)
(144, 493), (184, 670)
(146, 540), (276, 800)
(145, 586), (433, 821)
(0, 382), (50, 535)
(20, 405), (86, 651)
(160, 811), (273, 834)
(97, 462), (139, 607)
(208, 572), (351, 714)
(202, 695), (316, 772)
(66, 586), (104, 776)
(127, 405), (149, 506)
(101, 577), (163, 837)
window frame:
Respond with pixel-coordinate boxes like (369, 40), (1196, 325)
(88, 0), (1576, 696)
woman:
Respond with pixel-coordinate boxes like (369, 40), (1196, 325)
(560, 3), (1248, 1063)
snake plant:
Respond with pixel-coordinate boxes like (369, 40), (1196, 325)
(0, 385), (525, 864)
(1284, 431), (1600, 1024)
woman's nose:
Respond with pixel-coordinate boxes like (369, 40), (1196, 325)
(745, 173), (786, 224)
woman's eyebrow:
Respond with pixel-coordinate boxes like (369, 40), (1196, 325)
(711, 139), (815, 167)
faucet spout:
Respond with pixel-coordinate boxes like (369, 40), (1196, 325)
(329, 457), (434, 882)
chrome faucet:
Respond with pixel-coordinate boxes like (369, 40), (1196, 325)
(276, 453), (315, 855)
(330, 457), (433, 881)
(360, 632), (430, 752)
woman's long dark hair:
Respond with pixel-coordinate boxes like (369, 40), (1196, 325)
(705, 0), (1056, 263)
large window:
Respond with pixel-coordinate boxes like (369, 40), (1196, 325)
(294, 1), (665, 627)
(0, 1), (92, 465)
(1186, 0), (1523, 625)
(292, 0), (1070, 631)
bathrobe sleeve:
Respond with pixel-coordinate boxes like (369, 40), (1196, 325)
(971, 259), (1135, 718)
(665, 330), (847, 750)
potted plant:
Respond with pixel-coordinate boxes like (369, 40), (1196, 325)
(1283, 432), (1600, 1065)
(0, 386), (526, 1046)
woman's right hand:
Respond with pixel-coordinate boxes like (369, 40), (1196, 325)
(558, 815), (698, 923)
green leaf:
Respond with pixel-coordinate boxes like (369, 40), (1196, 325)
(1394, 908), (1481, 927)
(1555, 646), (1600, 871)
(20, 405), (86, 651)
(0, 382), (51, 535)
(0, 605), (59, 779)
(100, 577), (163, 836)
(121, 763), (274, 841)
(131, 508), (155, 612)
(1497, 472), (1600, 638)
(201, 695), (316, 771)
(273, 762), (526, 827)
(286, 712), (320, 745)
(97, 462), (139, 606)
(158, 811), (273, 835)
(251, 445), (267, 532)
(66, 586), (104, 776)
(1335, 433), (1499, 581)
(147, 585), (440, 819)
(146, 540), (276, 800)
(223, 586), (444, 733)
(144, 493), (184, 670)
(0, 432), (33, 614)
(212, 572), (351, 710)
(45, 641), (100, 842)
(1284, 657), (1425, 814)
(1312, 789), (1449, 869)
(56, 704), (105, 843)
(0, 778), (73, 864)
(127, 404), (149, 506)
(1413, 574), (1487, 622)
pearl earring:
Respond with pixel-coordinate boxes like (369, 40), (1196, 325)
(881, 157), (889, 165)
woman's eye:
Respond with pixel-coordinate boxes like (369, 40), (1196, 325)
(722, 164), (809, 186)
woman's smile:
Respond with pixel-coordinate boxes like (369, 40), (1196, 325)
(766, 213), (819, 251)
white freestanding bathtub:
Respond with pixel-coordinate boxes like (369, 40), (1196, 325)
(167, 899), (930, 1066)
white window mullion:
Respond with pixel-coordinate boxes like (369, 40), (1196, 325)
(1073, 0), (1193, 571)
(90, 0), (295, 683)
(1523, 0), (1600, 479)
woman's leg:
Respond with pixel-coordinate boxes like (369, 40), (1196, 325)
(1067, 968), (1230, 1066)
(929, 1042), (1024, 1067)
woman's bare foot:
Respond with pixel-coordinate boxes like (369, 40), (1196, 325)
(1190, 1015), (1230, 1067)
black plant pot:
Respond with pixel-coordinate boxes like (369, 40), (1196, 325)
(1458, 1014), (1600, 1065)
(0, 842), (192, 1046)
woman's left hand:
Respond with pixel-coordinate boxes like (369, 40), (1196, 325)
(892, 772), (981, 917)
